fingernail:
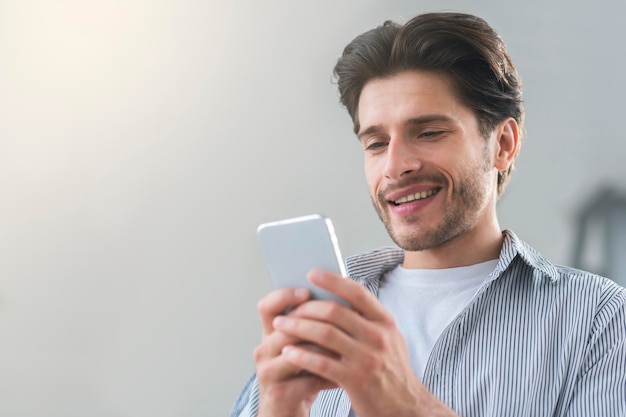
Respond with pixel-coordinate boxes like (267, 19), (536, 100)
(282, 345), (295, 357)
(274, 316), (291, 328)
(308, 269), (323, 283)
(294, 288), (308, 300)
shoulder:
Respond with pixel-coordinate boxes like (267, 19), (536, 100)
(502, 230), (626, 315)
(550, 264), (626, 317)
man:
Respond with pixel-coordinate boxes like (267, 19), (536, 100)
(230, 12), (626, 417)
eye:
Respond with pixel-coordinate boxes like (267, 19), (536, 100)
(420, 130), (444, 138)
(364, 140), (388, 152)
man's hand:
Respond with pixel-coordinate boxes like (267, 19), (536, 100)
(272, 269), (459, 417)
(253, 287), (337, 417)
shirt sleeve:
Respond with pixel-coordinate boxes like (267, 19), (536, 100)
(229, 374), (261, 417)
(560, 281), (626, 416)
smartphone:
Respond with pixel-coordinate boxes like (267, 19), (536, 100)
(257, 214), (349, 306)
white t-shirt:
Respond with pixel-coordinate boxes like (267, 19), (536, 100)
(378, 259), (498, 379)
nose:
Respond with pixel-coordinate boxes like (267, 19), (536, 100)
(383, 137), (421, 180)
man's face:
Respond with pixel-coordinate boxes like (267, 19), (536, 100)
(357, 70), (498, 252)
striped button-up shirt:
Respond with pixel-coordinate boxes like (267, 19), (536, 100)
(230, 230), (626, 416)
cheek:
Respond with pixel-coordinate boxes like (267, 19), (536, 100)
(363, 160), (380, 194)
(444, 150), (474, 174)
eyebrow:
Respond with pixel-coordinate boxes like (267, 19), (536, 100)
(357, 115), (455, 141)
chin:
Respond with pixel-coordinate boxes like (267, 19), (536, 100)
(393, 236), (434, 252)
(388, 221), (467, 252)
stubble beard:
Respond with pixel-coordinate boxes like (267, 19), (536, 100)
(372, 156), (493, 252)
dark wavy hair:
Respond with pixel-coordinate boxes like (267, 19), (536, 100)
(333, 12), (524, 198)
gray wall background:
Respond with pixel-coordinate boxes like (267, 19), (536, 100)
(1, 0), (625, 416)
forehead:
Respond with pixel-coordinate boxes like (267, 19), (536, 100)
(356, 70), (474, 132)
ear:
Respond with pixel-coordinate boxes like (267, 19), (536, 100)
(493, 118), (519, 171)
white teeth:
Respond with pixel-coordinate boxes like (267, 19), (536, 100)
(394, 189), (437, 204)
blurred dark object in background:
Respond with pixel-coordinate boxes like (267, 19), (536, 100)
(572, 186), (626, 287)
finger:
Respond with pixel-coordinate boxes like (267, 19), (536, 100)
(273, 315), (353, 359)
(298, 342), (340, 360)
(287, 295), (397, 349)
(280, 344), (349, 385)
(307, 269), (390, 321)
(257, 288), (311, 335)
(256, 340), (339, 384)
(256, 327), (341, 364)
(257, 354), (338, 397)
(287, 300), (365, 338)
(254, 330), (300, 362)
(257, 349), (310, 382)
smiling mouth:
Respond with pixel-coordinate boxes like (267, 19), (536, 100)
(391, 188), (440, 206)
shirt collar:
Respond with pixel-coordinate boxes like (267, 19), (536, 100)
(346, 229), (560, 285)
(496, 229), (560, 283)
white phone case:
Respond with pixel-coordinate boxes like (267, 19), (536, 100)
(257, 214), (348, 306)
